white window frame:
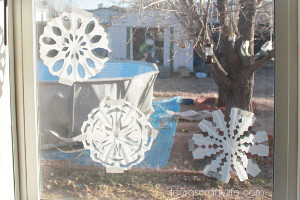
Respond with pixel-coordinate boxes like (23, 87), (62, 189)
(274, 0), (299, 199)
(7, 0), (299, 199)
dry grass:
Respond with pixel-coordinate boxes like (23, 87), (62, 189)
(41, 67), (275, 199)
(41, 161), (273, 200)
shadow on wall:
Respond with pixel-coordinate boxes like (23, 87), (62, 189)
(0, 26), (6, 98)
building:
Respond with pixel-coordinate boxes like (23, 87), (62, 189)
(89, 5), (194, 72)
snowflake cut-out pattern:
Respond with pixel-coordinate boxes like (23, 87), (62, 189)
(81, 100), (156, 170)
(39, 12), (110, 85)
(0, 26), (6, 97)
(191, 108), (269, 183)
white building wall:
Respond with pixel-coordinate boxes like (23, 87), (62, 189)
(173, 27), (194, 72)
(173, 45), (194, 72)
(92, 9), (194, 71)
(91, 9), (119, 24)
(163, 28), (171, 67)
(107, 26), (127, 60)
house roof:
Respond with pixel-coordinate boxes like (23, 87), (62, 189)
(86, 6), (126, 13)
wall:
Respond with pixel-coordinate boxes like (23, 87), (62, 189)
(91, 9), (194, 72)
(173, 27), (194, 72)
(91, 8), (119, 24)
(107, 26), (127, 60)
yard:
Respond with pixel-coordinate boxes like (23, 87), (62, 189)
(41, 67), (274, 200)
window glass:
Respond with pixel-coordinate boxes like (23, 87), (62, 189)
(36, 0), (275, 199)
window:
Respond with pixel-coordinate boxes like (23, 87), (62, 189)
(6, 0), (300, 199)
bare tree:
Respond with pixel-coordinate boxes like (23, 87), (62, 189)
(130, 0), (274, 112)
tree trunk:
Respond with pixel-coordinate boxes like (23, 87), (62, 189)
(166, 0), (270, 114)
(217, 66), (254, 112)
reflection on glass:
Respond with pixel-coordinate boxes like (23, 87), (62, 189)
(36, 0), (274, 199)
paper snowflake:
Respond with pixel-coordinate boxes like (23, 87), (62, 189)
(81, 100), (158, 172)
(39, 12), (110, 85)
(189, 108), (269, 183)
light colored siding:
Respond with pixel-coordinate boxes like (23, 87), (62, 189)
(91, 9), (194, 71)
(107, 26), (127, 60)
(91, 9), (119, 24)
(173, 45), (194, 72)
(163, 28), (171, 67)
(172, 27), (194, 72)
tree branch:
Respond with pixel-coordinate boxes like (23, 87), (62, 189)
(203, 0), (212, 36)
(237, 0), (258, 55)
(217, 0), (230, 35)
(168, 0), (202, 35)
(195, 43), (231, 88)
(212, 54), (232, 88)
(216, 0), (240, 72)
(247, 51), (274, 74)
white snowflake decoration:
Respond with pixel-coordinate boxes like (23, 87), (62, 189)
(39, 12), (110, 85)
(190, 108), (269, 183)
(81, 100), (157, 172)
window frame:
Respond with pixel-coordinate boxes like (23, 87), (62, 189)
(274, 0), (299, 199)
(9, 0), (299, 199)
(11, 0), (39, 199)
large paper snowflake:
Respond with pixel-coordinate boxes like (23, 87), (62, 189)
(39, 12), (110, 85)
(81, 100), (158, 172)
(189, 108), (269, 183)
(0, 26), (6, 97)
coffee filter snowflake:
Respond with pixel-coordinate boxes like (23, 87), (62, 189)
(39, 12), (110, 85)
(81, 100), (158, 172)
(189, 108), (269, 183)
(0, 26), (6, 97)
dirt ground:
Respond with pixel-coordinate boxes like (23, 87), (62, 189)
(41, 67), (274, 199)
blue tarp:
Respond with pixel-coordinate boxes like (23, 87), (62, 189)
(42, 96), (181, 169)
